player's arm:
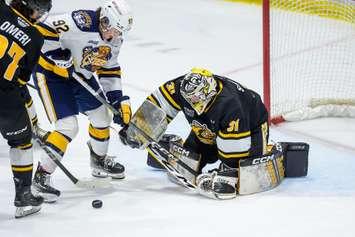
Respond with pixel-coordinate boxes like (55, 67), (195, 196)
(35, 19), (73, 79)
(120, 79), (181, 148)
(96, 64), (131, 126)
(146, 78), (183, 123)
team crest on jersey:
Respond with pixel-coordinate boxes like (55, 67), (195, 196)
(72, 11), (92, 29)
(191, 120), (216, 145)
(81, 46), (112, 71)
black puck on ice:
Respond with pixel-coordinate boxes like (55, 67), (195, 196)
(92, 199), (103, 208)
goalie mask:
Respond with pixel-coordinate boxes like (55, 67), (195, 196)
(180, 68), (217, 115)
(99, 0), (133, 46)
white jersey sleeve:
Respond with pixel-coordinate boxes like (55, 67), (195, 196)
(36, 10), (125, 95)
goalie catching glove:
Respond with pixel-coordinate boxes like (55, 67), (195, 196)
(196, 163), (238, 200)
(106, 91), (132, 125)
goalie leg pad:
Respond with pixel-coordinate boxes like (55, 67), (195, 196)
(280, 142), (309, 177)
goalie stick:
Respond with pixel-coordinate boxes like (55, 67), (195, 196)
(71, 74), (196, 190)
(128, 123), (196, 190)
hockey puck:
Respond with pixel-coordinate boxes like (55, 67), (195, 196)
(92, 200), (103, 209)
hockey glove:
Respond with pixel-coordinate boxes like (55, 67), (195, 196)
(118, 126), (142, 149)
(106, 91), (132, 126)
(46, 49), (74, 79)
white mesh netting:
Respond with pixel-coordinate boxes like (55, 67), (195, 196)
(268, 0), (355, 122)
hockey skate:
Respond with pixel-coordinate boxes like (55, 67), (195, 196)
(88, 142), (125, 179)
(14, 178), (44, 218)
(32, 163), (61, 203)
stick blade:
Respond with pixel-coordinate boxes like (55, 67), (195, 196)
(75, 177), (112, 189)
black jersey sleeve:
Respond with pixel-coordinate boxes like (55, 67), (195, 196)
(146, 77), (183, 123)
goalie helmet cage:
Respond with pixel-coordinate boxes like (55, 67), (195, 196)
(262, 0), (355, 124)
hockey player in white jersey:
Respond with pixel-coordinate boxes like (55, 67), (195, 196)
(32, 0), (133, 202)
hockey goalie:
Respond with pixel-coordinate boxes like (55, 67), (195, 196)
(119, 68), (309, 199)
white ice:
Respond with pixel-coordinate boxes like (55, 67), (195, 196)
(0, 0), (354, 236)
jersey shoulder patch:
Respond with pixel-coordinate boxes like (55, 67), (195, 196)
(71, 10), (98, 32)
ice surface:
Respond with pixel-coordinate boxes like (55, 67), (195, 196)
(0, 0), (354, 236)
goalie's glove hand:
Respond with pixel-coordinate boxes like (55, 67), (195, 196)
(107, 91), (132, 125)
(118, 126), (142, 149)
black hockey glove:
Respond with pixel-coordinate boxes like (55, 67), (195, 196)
(118, 126), (142, 149)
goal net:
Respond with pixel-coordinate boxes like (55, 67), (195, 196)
(263, 0), (355, 124)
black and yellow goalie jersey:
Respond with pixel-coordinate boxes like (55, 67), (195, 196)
(146, 74), (269, 159)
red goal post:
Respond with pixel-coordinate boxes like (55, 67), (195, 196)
(263, 0), (355, 124)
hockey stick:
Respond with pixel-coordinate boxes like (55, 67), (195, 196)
(72, 73), (120, 115)
(72, 73), (196, 189)
(27, 79), (112, 189)
(129, 123), (196, 190)
(35, 138), (111, 189)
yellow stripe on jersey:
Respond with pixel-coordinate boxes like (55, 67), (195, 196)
(218, 130), (251, 139)
(35, 24), (60, 39)
(36, 73), (58, 122)
(46, 131), (70, 154)
(147, 95), (159, 107)
(96, 69), (121, 76)
(25, 98), (33, 108)
(12, 164), (33, 172)
(159, 85), (181, 110)
(218, 150), (250, 159)
(17, 78), (27, 86)
(38, 56), (70, 78)
(17, 143), (33, 150)
(88, 124), (110, 141)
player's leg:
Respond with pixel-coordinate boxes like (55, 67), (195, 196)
(32, 73), (79, 202)
(74, 78), (125, 179)
(0, 84), (43, 218)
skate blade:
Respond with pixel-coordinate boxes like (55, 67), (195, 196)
(92, 169), (125, 179)
(15, 205), (41, 218)
(76, 177), (112, 189)
(32, 189), (59, 203)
